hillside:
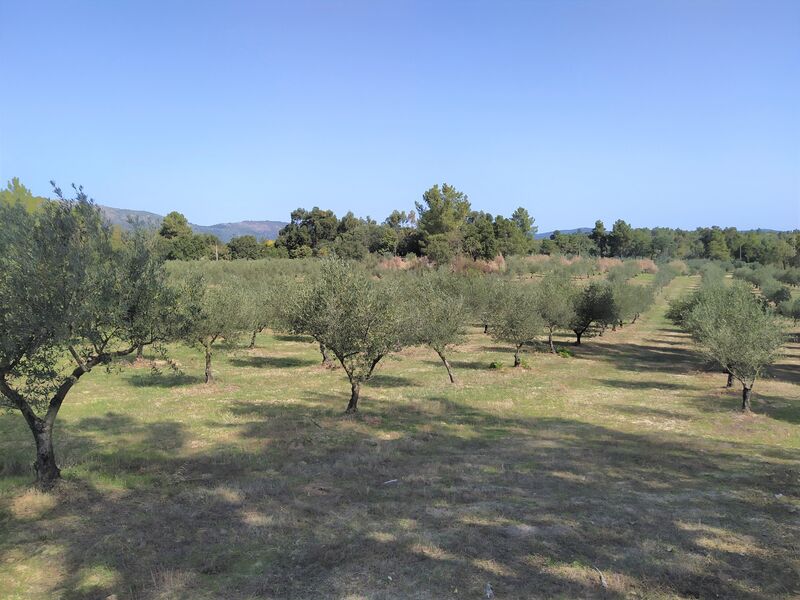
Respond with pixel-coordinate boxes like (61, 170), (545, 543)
(535, 227), (592, 239)
(97, 205), (286, 242)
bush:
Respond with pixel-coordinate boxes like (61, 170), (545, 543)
(778, 298), (800, 322)
(635, 258), (659, 274)
(777, 267), (800, 287)
(763, 283), (792, 305)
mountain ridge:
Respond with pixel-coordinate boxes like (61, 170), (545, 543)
(98, 205), (287, 242)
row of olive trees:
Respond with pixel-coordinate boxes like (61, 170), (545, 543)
(275, 261), (662, 411)
(472, 273), (655, 354)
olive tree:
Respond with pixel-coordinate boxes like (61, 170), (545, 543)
(612, 282), (654, 327)
(0, 189), (176, 486)
(685, 283), (785, 412)
(492, 282), (544, 366)
(175, 273), (249, 383)
(464, 275), (503, 334)
(411, 273), (468, 383)
(242, 274), (288, 349)
(536, 272), (577, 353)
(778, 298), (800, 324)
(571, 281), (617, 345)
(289, 259), (412, 412)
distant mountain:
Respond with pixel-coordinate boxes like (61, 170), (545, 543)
(98, 205), (164, 230)
(535, 227), (592, 240)
(97, 205), (287, 242)
(192, 220), (286, 242)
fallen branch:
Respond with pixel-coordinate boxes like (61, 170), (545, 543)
(593, 566), (608, 589)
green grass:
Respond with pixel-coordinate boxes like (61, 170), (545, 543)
(0, 275), (798, 599)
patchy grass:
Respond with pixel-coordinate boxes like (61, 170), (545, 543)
(0, 276), (798, 599)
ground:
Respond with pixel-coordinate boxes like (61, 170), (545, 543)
(0, 275), (798, 599)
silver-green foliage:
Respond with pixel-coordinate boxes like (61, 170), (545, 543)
(685, 282), (785, 410)
(409, 272), (468, 382)
(491, 281), (544, 366)
(288, 259), (413, 411)
(0, 188), (175, 483)
(536, 272), (578, 352)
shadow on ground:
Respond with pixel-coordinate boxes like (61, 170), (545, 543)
(228, 356), (317, 369)
(2, 397), (798, 600)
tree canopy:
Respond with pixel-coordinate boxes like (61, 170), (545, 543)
(0, 186), (176, 485)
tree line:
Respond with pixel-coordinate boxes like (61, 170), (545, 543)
(3, 178), (798, 267)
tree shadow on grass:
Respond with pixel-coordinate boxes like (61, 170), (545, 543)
(423, 359), (492, 371)
(228, 356), (317, 369)
(765, 362), (800, 386)
(685, 388), (800, 425)
(127, 372), (204, 388)
(595, 378), (702, 392)
(368, 374), (419, 388)
(480, 345), (515, 354)
(3, 398), (799, 600)
(274, 333), (315, 343)
(576, 342), (704, 376)
(615, 404), (694, 421)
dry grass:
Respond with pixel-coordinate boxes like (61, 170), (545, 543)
(0, 275), (798, 599)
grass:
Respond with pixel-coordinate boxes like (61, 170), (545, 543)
(0, 275), (798, 599)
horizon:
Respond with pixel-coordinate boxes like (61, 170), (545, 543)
(92, 201), (800, 234)
(1, 1), (798, 231)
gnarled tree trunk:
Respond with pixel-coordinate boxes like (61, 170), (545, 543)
(249, 330), (258, 349)
(135, 343), (144, 360)
(320, 343), (333, 368)
(346, 380), (360, 413)
(741, 384), (752, 412)
(513, 344), (523, 367)
(435, 348), (456, 383)
(204, 344), (213, 384)
(548, 329), (556, 353)
(726, 371), (734, 388)
(573, 329), (583, 346)
(31, 421), (60, 486)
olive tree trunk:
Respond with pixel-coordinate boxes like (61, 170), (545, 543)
(204, 344), (213, 384)
(435, 348), (456, 383)
(726, 372), (734, 388)
(573, 329), (583, 346)
(320, 343), (334, 368)
(346, 380), (360, 413)
(249, 330), (258, 349)
(135, 343), (144, 360)
(513, 344), (523, 367)
(741, 384), (752, 412)
(32, 421), (60, 485)
(548, 329), (556, 353)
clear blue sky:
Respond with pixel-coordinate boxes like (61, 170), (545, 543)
(1, 0), (798, 230)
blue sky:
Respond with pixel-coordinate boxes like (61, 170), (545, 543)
(1, 0), (798, 230)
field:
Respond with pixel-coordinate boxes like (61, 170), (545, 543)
(1, 275), (798, 600)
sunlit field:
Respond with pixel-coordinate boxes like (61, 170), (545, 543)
(1, 275), (798, 599)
